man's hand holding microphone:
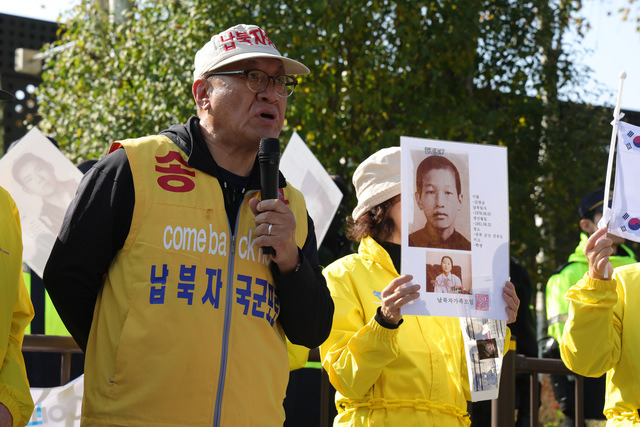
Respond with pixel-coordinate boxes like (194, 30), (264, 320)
(249, 137), (300, 274)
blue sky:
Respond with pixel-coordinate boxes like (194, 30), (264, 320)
(3, 0), (640, 113)
(563, 0), (640, 113)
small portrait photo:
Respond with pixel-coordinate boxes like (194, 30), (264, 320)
(408, 151), (471, 250)
(426, 251), (472, 294)
(477, 339), (500, 360)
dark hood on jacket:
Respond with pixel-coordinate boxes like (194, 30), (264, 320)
(158, 116), (286, 190)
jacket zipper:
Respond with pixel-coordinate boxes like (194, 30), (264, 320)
(212, 190), (256, 426)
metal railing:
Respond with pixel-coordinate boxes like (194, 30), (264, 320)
(22, 334), (83, 385)
(492, 350), (584, 426)
(22, 337), (584, 426)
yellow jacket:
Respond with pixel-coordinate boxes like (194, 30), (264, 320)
(320, 236), (472, 426)
(560, 267), (640, 425)
(0, 186), (34, 427)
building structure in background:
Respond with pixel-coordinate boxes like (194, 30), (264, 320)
(0, 13), (57, 153)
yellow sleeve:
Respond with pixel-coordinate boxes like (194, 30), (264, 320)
(0, 189), (34, 426)
(287, 340), (309, 371)
(460, 332), (471, 402)
(504, 327), (512, 356)
(319, 269), (399, 399)
(560, 272), (620, 377)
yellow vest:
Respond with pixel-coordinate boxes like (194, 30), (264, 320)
(82, 135), (308, 426)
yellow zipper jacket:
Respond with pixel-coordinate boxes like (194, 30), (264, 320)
(320, 236), (475, 426)
(545, 233), (635, 344)
(560, 266), (640, 425)
(0, 186), (34, 427)
(82, 136), (308, 426)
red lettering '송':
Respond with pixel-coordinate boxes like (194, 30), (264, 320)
(155, 151), (196, 193)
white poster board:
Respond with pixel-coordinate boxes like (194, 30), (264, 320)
(280, 132), (343, 247)
(0, 128), (82, 276)
(28, 375), (83, 426)
(400, 137), (510, 320)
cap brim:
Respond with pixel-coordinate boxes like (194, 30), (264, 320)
(0, 89), (14, 101)
(206, 52), (310, 76)
(352, 182), (401, 221)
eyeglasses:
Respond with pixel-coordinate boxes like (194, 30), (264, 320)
(205, 69), (298, 97)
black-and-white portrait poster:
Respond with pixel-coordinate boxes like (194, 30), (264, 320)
(0, 128), (82, 276)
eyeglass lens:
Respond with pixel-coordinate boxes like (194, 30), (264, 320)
(246, 70), (295, 97)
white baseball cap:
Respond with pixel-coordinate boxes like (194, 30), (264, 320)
(193, 24), (310, 80)
(351, 147), (401, 221)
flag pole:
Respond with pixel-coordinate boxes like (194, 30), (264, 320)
(604, 71), (627, 217)
(602, 70), (627, 279)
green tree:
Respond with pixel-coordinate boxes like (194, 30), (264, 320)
(36, 0), (614, 288)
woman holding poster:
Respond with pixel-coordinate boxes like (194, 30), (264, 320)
(319, 147), (519, 426)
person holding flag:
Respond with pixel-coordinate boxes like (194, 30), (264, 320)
(560, 225), (640, 424)
(559, 70), (640, 425)
(544, 189), (636, 425)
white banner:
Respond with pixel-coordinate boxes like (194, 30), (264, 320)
(280, 132), (343, 248)
(27, 375), (83, 426)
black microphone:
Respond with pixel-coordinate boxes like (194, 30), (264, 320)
(258, 137), (281, 255)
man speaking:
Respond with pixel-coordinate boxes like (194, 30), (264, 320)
(44, 24), (333, 426)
